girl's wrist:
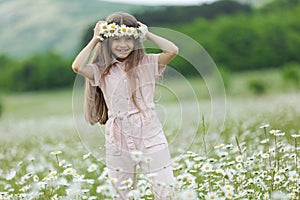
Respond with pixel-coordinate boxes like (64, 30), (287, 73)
(91, 37), (100, 45)
(145, 32), (153, 40)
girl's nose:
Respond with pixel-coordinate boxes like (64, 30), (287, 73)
(119, 39), (126, 46)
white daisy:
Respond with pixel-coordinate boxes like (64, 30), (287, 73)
(66, 183), (82, 199)
(181, 189), (198, 200)
(50, 150), (62, 155)
(121, 178), (133, 188)
(288, 171), (298, 182)
(236, 163), (243, 171)
(63, 168), (74, 176)
(291, 134), (300, 138)
(225, 191), (234, 199)
(130, 150), (143, 163)
(120, 25), (128, 36)
(127, 189), (140, 199)
(235, 155), (243, 162)
(201, 163), (213, 172)
(259, 124), (270, 129)
(87, 163), (98, 173)
(99, 22), (108, 34)
(205, 191), (218, 200)
(144, 156), (153, 163)
(107, 23), (117, 36)
(222, 184), (234, 193)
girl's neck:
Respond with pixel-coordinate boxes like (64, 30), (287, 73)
(117, 57), (127, 62)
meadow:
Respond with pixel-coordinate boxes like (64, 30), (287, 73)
(0, 69), (299, 199)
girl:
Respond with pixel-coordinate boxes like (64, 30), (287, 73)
(72, 12), (178, 200)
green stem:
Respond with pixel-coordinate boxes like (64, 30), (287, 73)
(202, 115), (207, 155)
(295, 138), (298, 172)
(263, 127), (272, 168)
(55, 154), (59, 166)
(274, 135), (279, 171)
(235, 136), (242, 156)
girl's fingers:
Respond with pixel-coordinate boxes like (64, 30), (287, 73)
(95, 21), (104, 29)
(137, 21), (144, 27)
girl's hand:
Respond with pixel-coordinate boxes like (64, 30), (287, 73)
(93, 21), (105, 41)
(137, 21), (149, 40)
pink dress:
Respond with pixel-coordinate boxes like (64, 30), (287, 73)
(88, 54), (174, 199)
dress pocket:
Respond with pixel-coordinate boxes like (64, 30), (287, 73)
(104, 118), (122, 155)
(142, 113), (167, 148)
(143, 131), (168, 148)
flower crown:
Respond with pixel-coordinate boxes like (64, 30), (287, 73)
(96, 22), (146, 41)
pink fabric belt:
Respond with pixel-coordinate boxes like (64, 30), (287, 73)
(107, 107), (155, 154)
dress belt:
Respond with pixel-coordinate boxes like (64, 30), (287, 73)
(106, 107), (155, 153)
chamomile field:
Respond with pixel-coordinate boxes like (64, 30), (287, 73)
(0, 69), (299, 199)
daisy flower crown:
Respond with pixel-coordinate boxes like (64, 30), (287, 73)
(96, 22), (146, 41)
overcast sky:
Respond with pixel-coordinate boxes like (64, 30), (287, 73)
(103, 0), (218, 6)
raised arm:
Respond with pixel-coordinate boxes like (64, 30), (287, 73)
(71, 21), (104, 80)
(138, 22), (179, 65)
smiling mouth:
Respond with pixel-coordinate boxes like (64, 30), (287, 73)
(116, 49), (130, 54)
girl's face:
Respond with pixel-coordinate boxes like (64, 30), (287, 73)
(110, 36), (135, 61)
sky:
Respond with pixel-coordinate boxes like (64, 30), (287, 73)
(103, 0), (218, 6)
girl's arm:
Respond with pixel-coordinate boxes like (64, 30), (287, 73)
(139, 22), (178, 65)
(71, 21), (104, 80)
(146, 32), (179, 65)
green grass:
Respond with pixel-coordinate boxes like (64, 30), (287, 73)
(1, 89), (73, 119)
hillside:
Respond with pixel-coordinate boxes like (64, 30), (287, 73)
(0, 0), (152, 58)
(0, 0), (275, 59)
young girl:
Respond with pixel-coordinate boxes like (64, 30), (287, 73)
(72, 12), (178, 199)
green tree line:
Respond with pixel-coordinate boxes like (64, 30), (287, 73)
(0, 53), (75, 92)
(150, 0), (300, 75)
(178, 4), (300, 73)
(0, 0), (299, 92)
(134, 0), (252, 25)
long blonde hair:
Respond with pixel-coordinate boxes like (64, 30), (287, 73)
(84, 12), (145, 125)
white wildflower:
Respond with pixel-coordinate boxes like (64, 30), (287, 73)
(291, 134), (300, 138)
(235, 155), (243, 162)
(6, 170), (16, 180)
(33, 175), (39, 182)
(66, 183), (82, 199)
(127, 189), (140, 199)
(236, 163), (243, 171)
(144, 156), (153, 163)
(63, 168), (75, 176)
(225, 190), (235, 199)
(83, 152), (91, 160)
(273, 174), (283, 185)
(87, 163), (98, 173)
(50, 150), (62, 155)
(121, 178), (133, 188)
(269, 129), (281, 135)
(222, 185), (234, 193)
(130, 150), (143, 163)
(205, 192), (219, 200)
(260, 124), (270, 129)
(201, 163), (213, 172)
(181, 189), (198, 200)
(288, 171), (298, 182)
(271, 191), (289, 200)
